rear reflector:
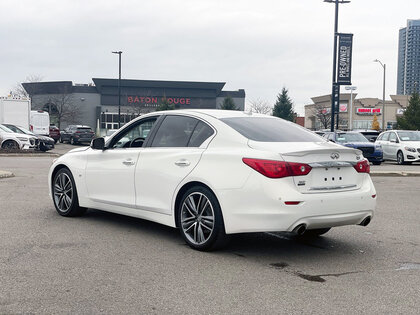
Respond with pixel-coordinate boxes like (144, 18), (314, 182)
(284, 201), (301, 205)
(354, 160), (370, 173)
(242, 158), (312, 178)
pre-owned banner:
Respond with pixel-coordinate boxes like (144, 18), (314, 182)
(337, 33), (353, 85)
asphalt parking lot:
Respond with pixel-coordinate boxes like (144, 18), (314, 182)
(0, 153), (419, 314)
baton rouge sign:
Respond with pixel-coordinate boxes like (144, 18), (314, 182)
(127, 96), (191, 106)
(337, 33), (353, 85)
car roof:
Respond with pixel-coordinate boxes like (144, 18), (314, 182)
(147, 109), (277, 121)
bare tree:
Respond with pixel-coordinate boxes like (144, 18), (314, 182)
(311, 104), (331, 129)
(248, 99), (272, 115)
(11, 74), (44, 97)
(47, 93), (82, 128)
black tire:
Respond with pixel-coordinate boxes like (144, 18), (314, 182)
(39, 143), (48, 152)
(70, 137), (76, 145)
(397, 151), (405, 165)
(52, 168), (86, 217)
(301, 228), (331, 238)
(2, 140), (19, 150)
(54, 139), (58, 144)
(59, 137), (63, 143)
(177, 186), (228, 251)
(372, 161), (381, 165)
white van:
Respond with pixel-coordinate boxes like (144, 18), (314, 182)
(30, 110), (50, 136)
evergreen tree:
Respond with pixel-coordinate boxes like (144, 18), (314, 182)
(156, 97), (175, 111)
(220, 96), (238, 110)
(371, 114), (380, 131)
(272, 87), (296, 121)
(397, 91), (420, 130)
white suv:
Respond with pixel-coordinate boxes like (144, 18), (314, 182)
(0, 124), (37, 150)
(376, 130), (420, 164)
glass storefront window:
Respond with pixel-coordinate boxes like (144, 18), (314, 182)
(353, 120), (382, 130)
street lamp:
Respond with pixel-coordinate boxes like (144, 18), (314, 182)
(112, 51), (123, 128)
(345, 86), (357, 130)
(374, 59), (386, 131)
(324, 0), (351, 131)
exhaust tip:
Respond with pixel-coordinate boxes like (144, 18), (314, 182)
(292, 224), (307, 235)
(359, 216), (371, 227)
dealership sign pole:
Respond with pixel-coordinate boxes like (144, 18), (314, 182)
(112, 51), (123, 128)
(324, 0), (350, 132)
(337, 33), (353, 129)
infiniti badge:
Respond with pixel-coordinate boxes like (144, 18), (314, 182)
(330, 152), (340, 159)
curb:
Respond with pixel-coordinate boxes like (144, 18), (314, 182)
(0, 171), (14, 179)
(370, 171), (420, 177)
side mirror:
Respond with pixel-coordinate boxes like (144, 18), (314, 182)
(91, 137), (105, 150)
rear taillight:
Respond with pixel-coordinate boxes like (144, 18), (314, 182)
(30, 124), (33, 131)
(242, 158), (312, 178)
(354, 160), (370, 173)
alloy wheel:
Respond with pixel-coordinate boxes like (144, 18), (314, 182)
(181, 192), (215, 245)
(53, 172), (73, 213)
(3, 141), (18, 150)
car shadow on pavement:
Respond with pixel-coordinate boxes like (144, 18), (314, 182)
(81, 208), (365, 261)
(82, 208), (181, 239)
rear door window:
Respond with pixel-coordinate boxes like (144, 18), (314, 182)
(188, 121), (214, 147)
(151, 115), (198, 147)
(220, 117), (322, 142)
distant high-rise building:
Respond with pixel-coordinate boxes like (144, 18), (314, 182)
(397, 19), (420, 95)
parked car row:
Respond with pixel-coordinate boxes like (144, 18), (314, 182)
(0, 124), (39, 150)
(319, 129), (420, 165)
(322, 131), (383, 165)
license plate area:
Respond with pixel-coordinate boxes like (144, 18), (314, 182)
(307, 166), (357, 192)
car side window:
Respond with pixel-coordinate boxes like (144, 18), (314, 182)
(376, 134), (383, 141)
(328, 133), (335, 141)
(111, 118), (157, 149)
(381, 132), (389, 141)
(151, 115), (198, 147)
(188, 121), (214, 147)
(389, 132), (397, 142)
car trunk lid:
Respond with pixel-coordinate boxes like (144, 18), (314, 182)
(248, 140), (365, 193)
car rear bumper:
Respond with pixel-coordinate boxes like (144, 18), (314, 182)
(216, 173), (376, 234)
(73, 137), (94, 143)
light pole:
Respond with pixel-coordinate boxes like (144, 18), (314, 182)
(112, 51), (123, 128)
(345, 86), (357, 130)
(324, 0), (350, 132)
(374, 59), (386, 131)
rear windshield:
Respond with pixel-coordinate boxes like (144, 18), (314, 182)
(220, 117), (322, 142)
(77, 127), (92, 131)
(336, 133), (368, 143)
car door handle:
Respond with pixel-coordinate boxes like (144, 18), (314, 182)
(122, 159), (135, 166)
(175, 159), (190, 167)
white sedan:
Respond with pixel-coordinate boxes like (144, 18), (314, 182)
(49, 110), (376, 251)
